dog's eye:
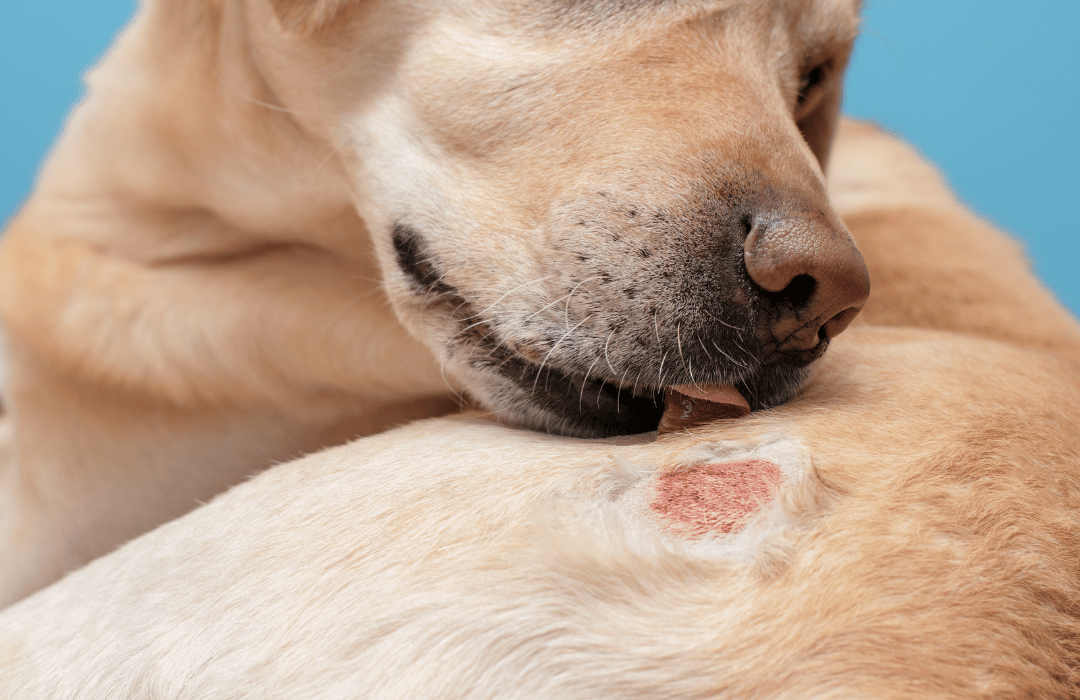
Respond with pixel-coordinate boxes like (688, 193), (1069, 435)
(797, 63), (829, 106)
(803, 65), (825, 104)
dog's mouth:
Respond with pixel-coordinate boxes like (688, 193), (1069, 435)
(392, 223), (822, 438)
(470, 338), (817, 438)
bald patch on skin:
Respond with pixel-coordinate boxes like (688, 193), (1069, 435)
(650, 459), (785, 537)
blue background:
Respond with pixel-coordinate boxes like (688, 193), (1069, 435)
(3, 1), (1078, 314)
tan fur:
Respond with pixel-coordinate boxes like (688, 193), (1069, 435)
(0, 0), (871, 604)
(1, 123), (1078, 698)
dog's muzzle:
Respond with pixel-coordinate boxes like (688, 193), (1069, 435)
(390, 199), (869, 438)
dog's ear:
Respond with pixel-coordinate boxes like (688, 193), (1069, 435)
(269, 0), (353, 35)
(797, 78), (843, 172)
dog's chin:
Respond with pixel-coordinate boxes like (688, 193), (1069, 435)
(460, 345), (816, 439)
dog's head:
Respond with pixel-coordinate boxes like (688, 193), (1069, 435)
(252, 0), (869, 437)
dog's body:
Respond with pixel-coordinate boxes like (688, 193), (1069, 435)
(0, 0), (876, 605)
(2, 123), (1079, 698)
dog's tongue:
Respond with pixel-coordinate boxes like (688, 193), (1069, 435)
(658, 383), (751, 434)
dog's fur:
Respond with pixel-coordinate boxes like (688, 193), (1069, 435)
(0, 0), (873, 605)
(1, 122), (1079, 698)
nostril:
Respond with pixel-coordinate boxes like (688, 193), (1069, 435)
(780, 274), (815, 308)
(820, 305), (862, 340)
(762, 273), (816, 309)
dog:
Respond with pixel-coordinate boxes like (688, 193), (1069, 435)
(0, 0), (871, 605)
(2, 122), (1078, 698)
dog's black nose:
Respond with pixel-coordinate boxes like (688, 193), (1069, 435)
(743, 214), (870, 352)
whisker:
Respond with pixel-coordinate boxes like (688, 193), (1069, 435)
(448, 295), (473, 317)
(465, 276), (553, 322)
(711, 339), (751, 371)
(700, 306), (746, 334)
(580, 355), (602, 410)
(441, 277), (553, 361)
(740, 380), (760, 406)
(242, 94), (306, 116)
(596, 376), (609, 410)
(524, 293), (571, 323)
(697, 334), (716, 364)
(676, 322), (705, 391)
(603, 329), (618, 376)
(730, 337), (756, 365)
(631, 369), (653, 407)
(654, 312), (667, 387)
(563, 275), (604, 331)
(531, 315), (592, 396)
(616, 368), (630, 414)
(419, 289), (466, 313)
(436, 356), (467, 407)
(484, 332), (511, 358)
(445, 318), (493, 345)
(312, 143), (346, 176)
(347, 278), (390, 297)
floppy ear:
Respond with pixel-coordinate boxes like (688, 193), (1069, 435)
(797, 78), (843, 172)
(269, 0), (353, 35)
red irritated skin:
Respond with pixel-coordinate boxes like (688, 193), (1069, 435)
(658, 384), (751, 434)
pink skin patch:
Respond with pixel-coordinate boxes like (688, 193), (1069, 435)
(650, 460), (784, 537)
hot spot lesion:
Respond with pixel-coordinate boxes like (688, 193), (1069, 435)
(650, 459), (784, 537)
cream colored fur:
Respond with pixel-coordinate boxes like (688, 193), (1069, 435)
(0, 0), (870, 605)
(1, 122), (1078, 698)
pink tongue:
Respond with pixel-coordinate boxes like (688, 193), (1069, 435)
(658, 384), (751, 434)
(669, 384), (751, 411)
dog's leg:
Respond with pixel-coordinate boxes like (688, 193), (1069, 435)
(0, 220), (458, 605)
(0, 212), (458, 606)
(0, 0), (463, 604)
(0, 326), (456, 606)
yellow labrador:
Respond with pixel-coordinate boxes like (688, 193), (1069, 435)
(1, 124), (1078, 698)
(0, 0), (871, 604)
